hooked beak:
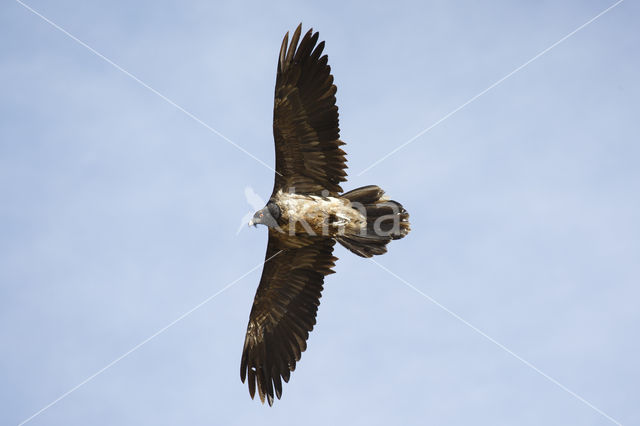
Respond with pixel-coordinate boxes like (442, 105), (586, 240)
(248, 218), (256, 227)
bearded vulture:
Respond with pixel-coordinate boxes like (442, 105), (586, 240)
(240, 24), (411, 405)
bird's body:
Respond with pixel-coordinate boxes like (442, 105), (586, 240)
(240, 24), (411, 405)
(271, 190), (367, 237)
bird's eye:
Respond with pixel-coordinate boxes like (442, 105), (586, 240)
(260, 213), (263, 217)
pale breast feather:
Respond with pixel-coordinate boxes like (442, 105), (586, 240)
(274, 190), (365, 236)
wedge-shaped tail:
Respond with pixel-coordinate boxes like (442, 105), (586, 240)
(336, 185), (410, 257)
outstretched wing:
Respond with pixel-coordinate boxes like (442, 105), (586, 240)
(272, 24), (347, 196)
(241, 230), (337, 405)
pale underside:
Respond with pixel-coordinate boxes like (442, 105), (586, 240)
(274, 190), (366, 237)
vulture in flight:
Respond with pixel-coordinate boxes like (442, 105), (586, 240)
(241, 24), (411, 405)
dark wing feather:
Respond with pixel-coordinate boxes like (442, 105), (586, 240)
(272, 24), (347, 196)
(240, 229), (337, 405)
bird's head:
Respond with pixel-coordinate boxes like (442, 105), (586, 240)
(249, 202), (281, 228)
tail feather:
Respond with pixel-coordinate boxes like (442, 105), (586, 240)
(336, 234), (389, 258)
(337, 185), (410, 258)
(341, 185), (385, 204)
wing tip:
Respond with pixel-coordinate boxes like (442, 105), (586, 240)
(279, 32), (289, 71)
(280, 24), (322, 70)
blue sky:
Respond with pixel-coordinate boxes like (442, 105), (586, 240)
(1, 1), (639, 425)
